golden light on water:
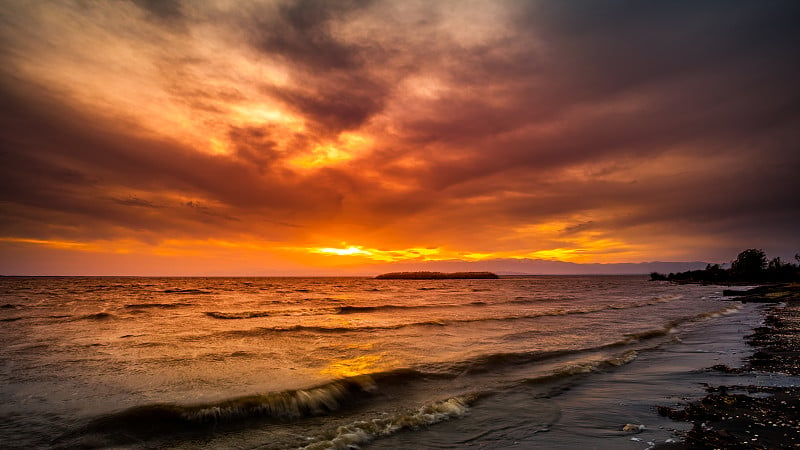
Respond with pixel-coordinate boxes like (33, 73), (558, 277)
(321, 355), (388, 378)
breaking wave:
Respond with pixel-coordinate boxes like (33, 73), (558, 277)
(72, 377), (378, 438)
(302, 396), (473, 450)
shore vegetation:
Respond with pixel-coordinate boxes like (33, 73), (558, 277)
(650, 249), (800, 283)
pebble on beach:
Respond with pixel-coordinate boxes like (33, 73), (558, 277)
(622, 423), (646, 433)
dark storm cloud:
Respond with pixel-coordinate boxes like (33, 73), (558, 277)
(238, 0), (394, 133)
(227, 125), (282, 168)
(0, 79), (340, 240)
(130, 0), (185, 22)
(402, 0), (800, 173)
(252, 0), (373, 71)
(269, 74), (387, 133)
(373, 1), (800, 246)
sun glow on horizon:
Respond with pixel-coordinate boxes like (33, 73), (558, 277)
(1, 229), (654, 272)
(307, 245), (443, 262)
(314, 246), (373, 256)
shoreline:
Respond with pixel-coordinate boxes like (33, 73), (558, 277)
(656, 284), (800, 448)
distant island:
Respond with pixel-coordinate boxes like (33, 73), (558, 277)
(375, 271), (499, 280)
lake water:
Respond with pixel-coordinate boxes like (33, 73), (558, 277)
(0, 276), (762, 448)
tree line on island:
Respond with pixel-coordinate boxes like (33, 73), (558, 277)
(651, 249), (800, 283)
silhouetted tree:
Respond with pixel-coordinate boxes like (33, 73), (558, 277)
(703, 263), (727, 282)
(731, 248), (767, 280)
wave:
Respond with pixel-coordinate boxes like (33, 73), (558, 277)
(206, 311), (272, 320)
(337, 304), (410, 314)
(335, 300), (499, 314)
(4, 314), (74, 322)
(441, 340), (648, 377)
(448, 316), (715, 379)
(336, 304), (449, 314)
(204, 308), (343, 320)
(65, 369), (443, 443)
(200, 294), (684, 323)
(125, 302), (192, 309)
(302, 396), (472, 450)
(598, 303), (744, 351)
(80, 312), (114, 321)
(82, 379), (372, 429)
(162, 289), (213, 295)
(445, 349), (572, 375)
(222, 300), (684, 335)
(518, 349), (642, 392)
(221, 323), (444, 335)
(334, 294), (681, 314)
(68, 344), (651, 445)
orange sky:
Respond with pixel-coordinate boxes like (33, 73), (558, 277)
(0, 1), (798, 275)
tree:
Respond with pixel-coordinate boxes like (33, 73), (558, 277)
(768, 257), (783, 271)
(731, 248), (767, 279)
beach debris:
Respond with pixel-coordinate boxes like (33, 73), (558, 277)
(622, 423), (646, 433)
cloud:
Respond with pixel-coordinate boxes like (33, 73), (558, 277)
(0, 0), (798, 270)
(130, 0), (185, 22)
(249, 0), (372, 71)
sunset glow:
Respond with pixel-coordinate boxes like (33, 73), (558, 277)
(1, 1), (798, 275)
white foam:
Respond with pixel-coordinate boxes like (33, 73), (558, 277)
(302, 396), (471, 450)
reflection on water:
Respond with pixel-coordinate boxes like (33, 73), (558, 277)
(321, 354), (390, 378)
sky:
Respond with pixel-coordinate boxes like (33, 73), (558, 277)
(0, 0), (799, 276)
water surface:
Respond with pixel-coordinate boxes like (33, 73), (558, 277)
(0, 276), (757, 448)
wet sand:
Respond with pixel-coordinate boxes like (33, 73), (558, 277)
(657, 284), (800, 448)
